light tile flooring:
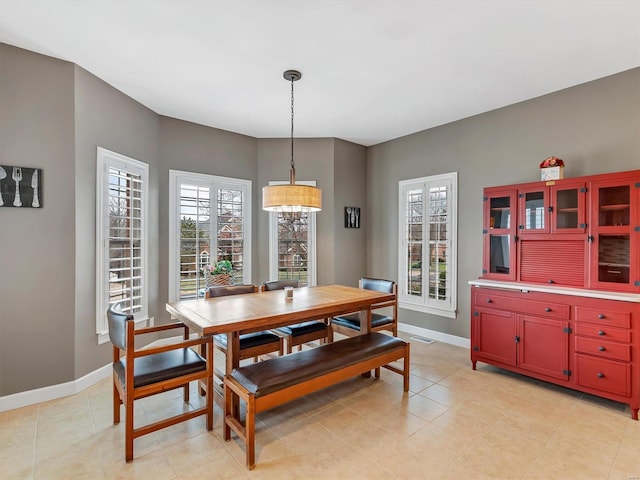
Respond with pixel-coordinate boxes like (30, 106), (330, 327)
(2, 333), (640, 479)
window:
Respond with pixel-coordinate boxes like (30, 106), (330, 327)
(169, 170), (251, 301)
(268, 181), (317, 286)
(96, 148), (149, 344)
(399, 172), (457, 318)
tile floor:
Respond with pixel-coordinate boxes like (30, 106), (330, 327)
(2, 333), (640, 479)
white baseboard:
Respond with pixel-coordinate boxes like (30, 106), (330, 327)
(0, 363), (112, 413)
(398, 322), (470, 349)
(1, 328), (467, 413)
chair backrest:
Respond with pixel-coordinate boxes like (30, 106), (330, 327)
(262, 279), (301, 291)
(107, 303), (134, 350)
(205, 284), (257, 298)
(360, 277), (395, 293)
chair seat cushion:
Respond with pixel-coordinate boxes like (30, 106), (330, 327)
(215, 331), (281, 350)
(114, 348), (206, 389)
(331, 312), (393, 331)
(230, 332), (407, 397)
(276, 321), (328, 337)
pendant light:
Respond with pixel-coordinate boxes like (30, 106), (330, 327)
(262, 70), (322, 212)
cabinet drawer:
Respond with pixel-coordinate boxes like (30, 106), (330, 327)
(475, 293), (569, 319)
(574, 337), (631, 362)
(573, 323), (631, 343)
(575, 354), (631, 397)
(575, 306), (631, 328)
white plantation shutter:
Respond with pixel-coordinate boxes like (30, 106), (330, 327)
(268, 181), (317, 286)
(399, 172), (457, 318)
(169, 170), (251, 301)
(96, 148), (148, 343)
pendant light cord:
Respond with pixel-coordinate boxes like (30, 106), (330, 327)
(290, 75), (295, 183)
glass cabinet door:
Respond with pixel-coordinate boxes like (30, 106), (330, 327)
(518, 187), (548, 234)
(552, 181), (586, 233)
(483, 189), (516, 281)
(590, 180), (637, 291)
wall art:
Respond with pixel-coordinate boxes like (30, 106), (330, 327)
(0, 165), (42, 208)
(344, 206), (360, 228)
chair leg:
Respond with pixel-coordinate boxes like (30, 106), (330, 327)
(374, 367), (381, 379)
(113, 382), (121, 424)
(183, 384), (190, 402)
(246, 395), (256, 470)
(125, 395), (134, 462)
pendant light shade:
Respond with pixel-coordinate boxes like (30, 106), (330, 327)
(262, 70), (322, 212)
(262, 183), (322, 212)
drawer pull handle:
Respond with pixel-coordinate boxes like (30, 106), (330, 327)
(598, 346), (606, 351)
(607, 270), (622, 274)
(486, 299), (492, 303)
(545, 307), (551, 312)
(597, 372), (605, 378)
(598, 314), (606, 319)
(598, 330), (605, 336)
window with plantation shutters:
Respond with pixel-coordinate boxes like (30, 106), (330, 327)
(96, 148), (149, 344)
(267, 181), (317, 286)
(169, 170), (251, 301)
(398, 172), (457, 318)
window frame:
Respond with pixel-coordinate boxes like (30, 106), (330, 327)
(398, 172), (458, 318)
(268, 180), (317, 286)
(168, 169), (252, 302)
(95, 147), (149, 344)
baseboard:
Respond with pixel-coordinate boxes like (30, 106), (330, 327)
(398, 322), (470, 349)
(0, 363), (112, 413)
(1, 328), (468, 413)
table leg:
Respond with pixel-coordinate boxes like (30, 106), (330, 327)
(360, 308), (373, 377)
(226, 331), (241, 418)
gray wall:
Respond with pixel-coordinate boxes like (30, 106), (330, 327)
(156, 116), (257, 323)
(368, 67), (640, 338)
(333, 139), (367, 287)
(0, 45), (76, 395)
(73, 66), (160, 377)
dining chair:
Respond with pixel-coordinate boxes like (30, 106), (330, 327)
(107, 303), (213, 462)
(205, 285), (284, 386)
(262, 279), (333, 354)
(331, 277), (398, 337)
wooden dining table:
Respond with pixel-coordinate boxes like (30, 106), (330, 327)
(165, 284), (396, 380)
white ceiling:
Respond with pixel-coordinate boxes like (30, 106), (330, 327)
(1, 0), (639, 146)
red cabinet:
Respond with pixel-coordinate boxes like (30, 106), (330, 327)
(470, 285), (640, 419)
(472, 289), (570, 383)
(482, 170), (640, 292)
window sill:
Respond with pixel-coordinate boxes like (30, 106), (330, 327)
(399, 301), (456, 319)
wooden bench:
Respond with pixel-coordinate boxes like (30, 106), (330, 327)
(223, 332), (410, 469)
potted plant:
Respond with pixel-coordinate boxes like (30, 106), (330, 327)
(201, 259), (234, 287)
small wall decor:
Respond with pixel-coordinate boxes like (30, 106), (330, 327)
(0, 165), (42, 208)
(344, 206), (360, 228)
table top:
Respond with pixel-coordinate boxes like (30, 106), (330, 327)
(166, 284), (395, 336)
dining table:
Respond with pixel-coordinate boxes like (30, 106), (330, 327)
(165, 284), (396, 393)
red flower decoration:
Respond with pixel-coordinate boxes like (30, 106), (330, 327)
(540, 156), (565, 168)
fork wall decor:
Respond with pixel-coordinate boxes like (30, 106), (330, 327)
(344, 206), (360, 228)
(0, 165), (42, 208)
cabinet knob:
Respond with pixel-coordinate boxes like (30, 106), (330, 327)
(599, 346), (606, 351)
(598, 330), (605, 336)
(598, 314), (606, 319)
(597, 372), (605, 378)
(545, 307), (551, 312)
(486, 298), (492, 303)
(548, 280), (554, 284)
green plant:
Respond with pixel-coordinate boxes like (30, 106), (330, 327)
(200, 259), (233, 276)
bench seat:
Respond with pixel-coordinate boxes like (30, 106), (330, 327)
(224, 332), (410, 469)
